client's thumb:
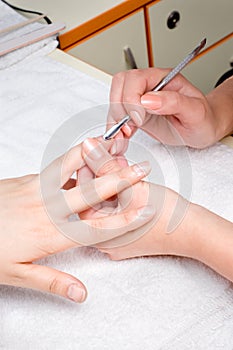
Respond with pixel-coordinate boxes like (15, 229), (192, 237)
(16, 263), (87, 303)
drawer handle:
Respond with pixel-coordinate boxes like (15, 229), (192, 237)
(123, 46), (138, 69)
(167, 11), (180, 29)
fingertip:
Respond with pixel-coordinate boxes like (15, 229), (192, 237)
(109, 131), (128, 156)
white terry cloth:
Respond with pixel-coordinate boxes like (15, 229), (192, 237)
(0, 51), (233, 349)
(0, 1), (58, 69)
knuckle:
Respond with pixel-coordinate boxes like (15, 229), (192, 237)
(87, 223), (103, 245)
(7, 265), (23, 283)
(49, 274), (61, 294)
(111, 73), (125, 98)
(126, 68), (143, 79)
(97, 159), (120, 176)
(112, 71), (126, 84)
(173, 92), (181, 110)
(8, 264), (32, 286)
(86, 215), (122, 245)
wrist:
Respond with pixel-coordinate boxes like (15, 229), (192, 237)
(206, 78), (233, 141)
(161, 200), (233, 282)
(184, 204), (233, 281)
(157, 200), (205, 260)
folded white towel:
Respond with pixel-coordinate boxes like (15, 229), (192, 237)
(0, 1), (58, 69)
(0, 37), (233, 350)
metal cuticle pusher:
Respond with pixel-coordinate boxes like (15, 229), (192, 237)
(103, 38), (207, 141)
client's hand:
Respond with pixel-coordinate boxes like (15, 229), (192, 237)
(81, 138), (191, 257)
(81, 138), (233, 284)
(0, 141), (153, 303)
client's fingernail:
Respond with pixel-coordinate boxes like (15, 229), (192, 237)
(133, 161), (151, 177)
(83, 138), (98, 152)
(137, 205), (155, 218)
(67, 284), (86, 303)
(141, 93), (162, 109)
(110, 142), (117, 155)
(130, 110), (143, 126)
(83, 138), (104, 160)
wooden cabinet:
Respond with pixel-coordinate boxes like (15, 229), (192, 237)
(63, 0), (233, 92)
(12, 0), (233, 92)
(147, 0), (233, 92)
(147, 0), (233, 67)
(68, 10), (148, 75)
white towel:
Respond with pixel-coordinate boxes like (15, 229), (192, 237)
(0, 33), (233, 350)
(0, 1), (58, 69)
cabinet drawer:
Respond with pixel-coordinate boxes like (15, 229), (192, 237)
(182, 37), (233, 93)
(148, 0), (233, 67)
(67, 10), (148, 75)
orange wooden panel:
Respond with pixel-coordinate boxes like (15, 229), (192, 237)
(59, 0), (157, 49)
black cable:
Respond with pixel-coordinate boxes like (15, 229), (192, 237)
(1, 0), (52, 24)
(215, 68), (233, 88)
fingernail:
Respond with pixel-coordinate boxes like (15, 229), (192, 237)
(130, 110), (143, 126)
(137, 205), (155, 218)
(133, 161), (151, 177)
(83, 138), (104, 160)
(67, 284), (86, 303)
(110, 142), (117, 155)
(122, 123), (132, 137)
(141, 93), (162, 109)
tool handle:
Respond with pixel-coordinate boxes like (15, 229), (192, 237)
(153, 38), (206, 91)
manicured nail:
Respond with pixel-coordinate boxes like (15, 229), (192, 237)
(122, 123), (132, 137)
(83, 138), (104, 160)
(137, 205), (155, 218)
(83, 138), (98, 152)
(133, 161), (151, 177)
(67, 284), (86, 303)
(130, 110), (143, 126)
(141, 92), (162, 109)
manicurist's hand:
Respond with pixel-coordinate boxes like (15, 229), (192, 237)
(108, 69), (233, 149)
(0, 140), (154, 303)
(82, 139), (233, 283)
